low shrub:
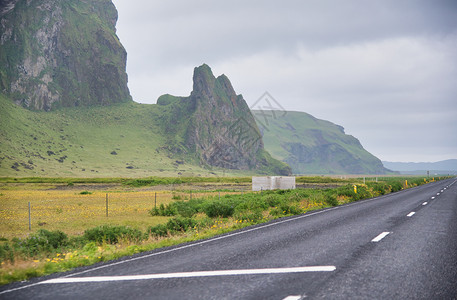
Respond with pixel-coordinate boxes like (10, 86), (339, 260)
(83, 225), (145, 244)
(166, 216), (197, 232)
(262, 194), (282, 207)
(173, 199), (206, 218)
(148, 224), (168, 238)
(149, 203), (178, 216)
(204, 201), (234, 218)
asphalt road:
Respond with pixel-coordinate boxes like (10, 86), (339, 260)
(1, 178), (456, 299)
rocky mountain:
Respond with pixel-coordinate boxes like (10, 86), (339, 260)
(253, 110), (391, 175)
(157, 64), (291, 175)
(0, 0), (131, 111)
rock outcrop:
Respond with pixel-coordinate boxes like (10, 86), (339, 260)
(0, 0), (131, 110)
(157, 64), (291, 175)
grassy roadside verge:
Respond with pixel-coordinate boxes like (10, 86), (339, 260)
(0, 176), (450, 285)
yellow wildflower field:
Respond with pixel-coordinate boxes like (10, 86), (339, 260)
(0, 185), (238, 239)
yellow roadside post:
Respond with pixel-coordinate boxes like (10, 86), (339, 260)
(353, 185), (357, 194)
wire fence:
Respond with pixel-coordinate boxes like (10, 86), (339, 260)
(0, 190), (242, 238)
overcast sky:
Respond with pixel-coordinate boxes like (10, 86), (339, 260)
(111, 0), (457, 163)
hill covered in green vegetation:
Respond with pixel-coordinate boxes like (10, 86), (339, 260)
(253, 110), (391, 174)
(0, 65), (290, 177)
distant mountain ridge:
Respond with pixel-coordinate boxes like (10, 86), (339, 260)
(382, 160), (457, 173)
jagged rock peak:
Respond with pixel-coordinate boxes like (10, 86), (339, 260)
(158, 64), (291, 175)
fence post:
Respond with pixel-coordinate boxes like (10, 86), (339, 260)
(28, 202), (31, 231)
(106, 194), (109, 217)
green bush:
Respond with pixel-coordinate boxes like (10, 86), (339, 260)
(262, 194), (282, 207)
(149, 203), (178, 216)
(389, 181), (403, 193)
(367, 182), (390, 196)
(83, 225), (145, 244)
(21, 229), (68, 256)
(204, 201), (235, 218)
(148, 224), (168, 237)
(166, 217), (197, 232)
(0, 242), (14, 263)
(1, 229), (69, 260)
(173, 199), (206, 218)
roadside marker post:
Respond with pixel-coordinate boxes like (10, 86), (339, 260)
(28, 202), (31, 231)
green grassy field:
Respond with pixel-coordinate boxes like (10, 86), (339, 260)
(0, 94), (256, 177)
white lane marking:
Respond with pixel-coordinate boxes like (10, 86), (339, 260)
(437, 193), (440, 195)
(407, 212), (415, 217)
(41, 266), (337, 284)
(422, 202), (428, 206)
(431, 197), (435, 199)
(283, 296), (302, 300)
(372, 232), (390, 242)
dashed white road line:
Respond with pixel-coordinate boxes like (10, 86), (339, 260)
(431, 197), (435, 199)
(407, 212), (415, 217)
(282, 296), (302, 300)
(41, 266), (337, 284)
(371, 232), (390, 242)
(422, 202), (428, 206)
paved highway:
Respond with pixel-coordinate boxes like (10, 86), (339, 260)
(1, 178), (456, 299)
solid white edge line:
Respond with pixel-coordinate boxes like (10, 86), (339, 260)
(41, 266), (337, 284)
(407, 212), (415, 217)
(371, 232), (390, 242)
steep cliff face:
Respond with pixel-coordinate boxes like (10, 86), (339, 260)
(157, 64), (291, 175)
(0, 0), (131, 110)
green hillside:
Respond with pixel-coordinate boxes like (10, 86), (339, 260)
(0, 93), (288, 177)
(253, 110), (390, 174)
(0, 93), (238, 177)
